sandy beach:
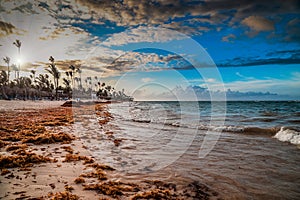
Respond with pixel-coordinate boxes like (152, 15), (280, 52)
(0, 101), (217, 200)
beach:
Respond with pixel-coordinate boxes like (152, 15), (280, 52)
(0, 100), (299, 199)
(0, 100), (219, 200)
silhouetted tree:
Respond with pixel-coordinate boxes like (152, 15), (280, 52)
(46, 56), (60, 99)
(3, 56), (10, 83)
(13, 39), (21, 79)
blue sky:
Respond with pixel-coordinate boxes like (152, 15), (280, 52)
(0, 0), (299, 100)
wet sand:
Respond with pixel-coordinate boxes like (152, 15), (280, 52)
(0, 101), (218, 199)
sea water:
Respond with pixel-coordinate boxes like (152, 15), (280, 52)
(76, 101), (300, 199)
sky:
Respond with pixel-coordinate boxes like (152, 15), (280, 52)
(0, 0), (299, 100)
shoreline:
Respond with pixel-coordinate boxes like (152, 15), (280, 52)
(0, 101), (218, 199)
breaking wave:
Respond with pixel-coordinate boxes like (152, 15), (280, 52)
(273, 127), (300, 145)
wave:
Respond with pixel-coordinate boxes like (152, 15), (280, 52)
(130, 117), (281, 136)
(273, 127), (300, 145)
(132, 119), (151, 123)
(198, 125), (280, 135)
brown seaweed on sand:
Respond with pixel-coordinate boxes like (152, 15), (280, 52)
(130, 188), (176, 200)
(6, 143), (28, 152)
(22, 132), (74, 145)
(86, 163), (115, 171)
(0, 151), (52, 168)
(0, 139), (10, 148)
(47, 191), (79, 200)
(74, 177), (85, 184)
(79, 170), (107, 181)
(83, 181), (139, 197)
(61, 145), (74, 154)
(63, 153), (95, 164)
(1, 168), (10, 175)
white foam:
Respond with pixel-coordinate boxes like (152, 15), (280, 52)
(273, 127), (300, 145)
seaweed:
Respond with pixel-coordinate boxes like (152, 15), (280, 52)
(47, 191), (79, 200)
(0, 151), (52, 168)
(6, 144), (28, 152)
(22, 132), (74, 145)
(130, 189), (175, 200)
(0, 139), (10, 148)
(64, 185), (74, 191)
(63, 154), (94, 164)
(1, 168), (10, 175)
(86, 163), (115, 171)
(74, 177), (85, 184)
(84, 181), (139, 197)
(61, 146), (74, 154)
(80, 170), (107, 181)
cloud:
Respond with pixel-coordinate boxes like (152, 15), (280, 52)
(141, 77), (154, 83)
(133, 84), (297, 101)
(242, 15), (275, 36)
(222, 33), (236, 42)
(285, 17), (300, 42)
(102, 26), (185, 47)
(0, 21), (20, 37)
(2, 0), (300, 45)
(219, 49), (300, 67)
(206, 78), (216, 83)
(33, 49), (185, 78)
(0, 0), (299, 78)
(38, 26), (85, 41)
(266, 49), (300, 58)
(96, 51), (184, 76)
(12, 2), (39, 14)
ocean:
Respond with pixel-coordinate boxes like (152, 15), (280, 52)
(74, 101), (300, 199)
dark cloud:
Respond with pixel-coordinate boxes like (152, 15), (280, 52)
(285, 17), (300, 42)
(74, 0), (300, 36)
(37, 59), (82, 71)
(0, 21), (16, 37)
(266, 49), (300, 58)
(21, 62), (43, 72)
(1, 0), (300, 42)
(219, 54), (300, 67)
(12, 2), (39, 14)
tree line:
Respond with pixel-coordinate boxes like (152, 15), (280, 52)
(0, 39), (133, 101)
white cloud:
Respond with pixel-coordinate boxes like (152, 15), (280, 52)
(102, 26), (185, 47)
(141, 77), (154, 83)
(206, 78), (216, 83)
(222, 33), (236, 42)
(208, 76), (300, 96)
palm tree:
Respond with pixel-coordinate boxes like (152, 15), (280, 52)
(3, 56), (10, 84)
(11, 64), (17, 79)
(30, 70), (36, 86)
(36, 74), (52, 93)
(46, 56), (60, 100)
(76, 67), (82, 89)
(13, 40), (21, 79)
(74, 77), (79, 90)
(69, 65), (76, 88)
(62, 78), (71, 98)
(0, 70), (8, 85)
(0, 70), (9, 99)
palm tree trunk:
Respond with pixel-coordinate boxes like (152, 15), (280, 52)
(7, 64), (10, 84)
(56, 78), (58, 100)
